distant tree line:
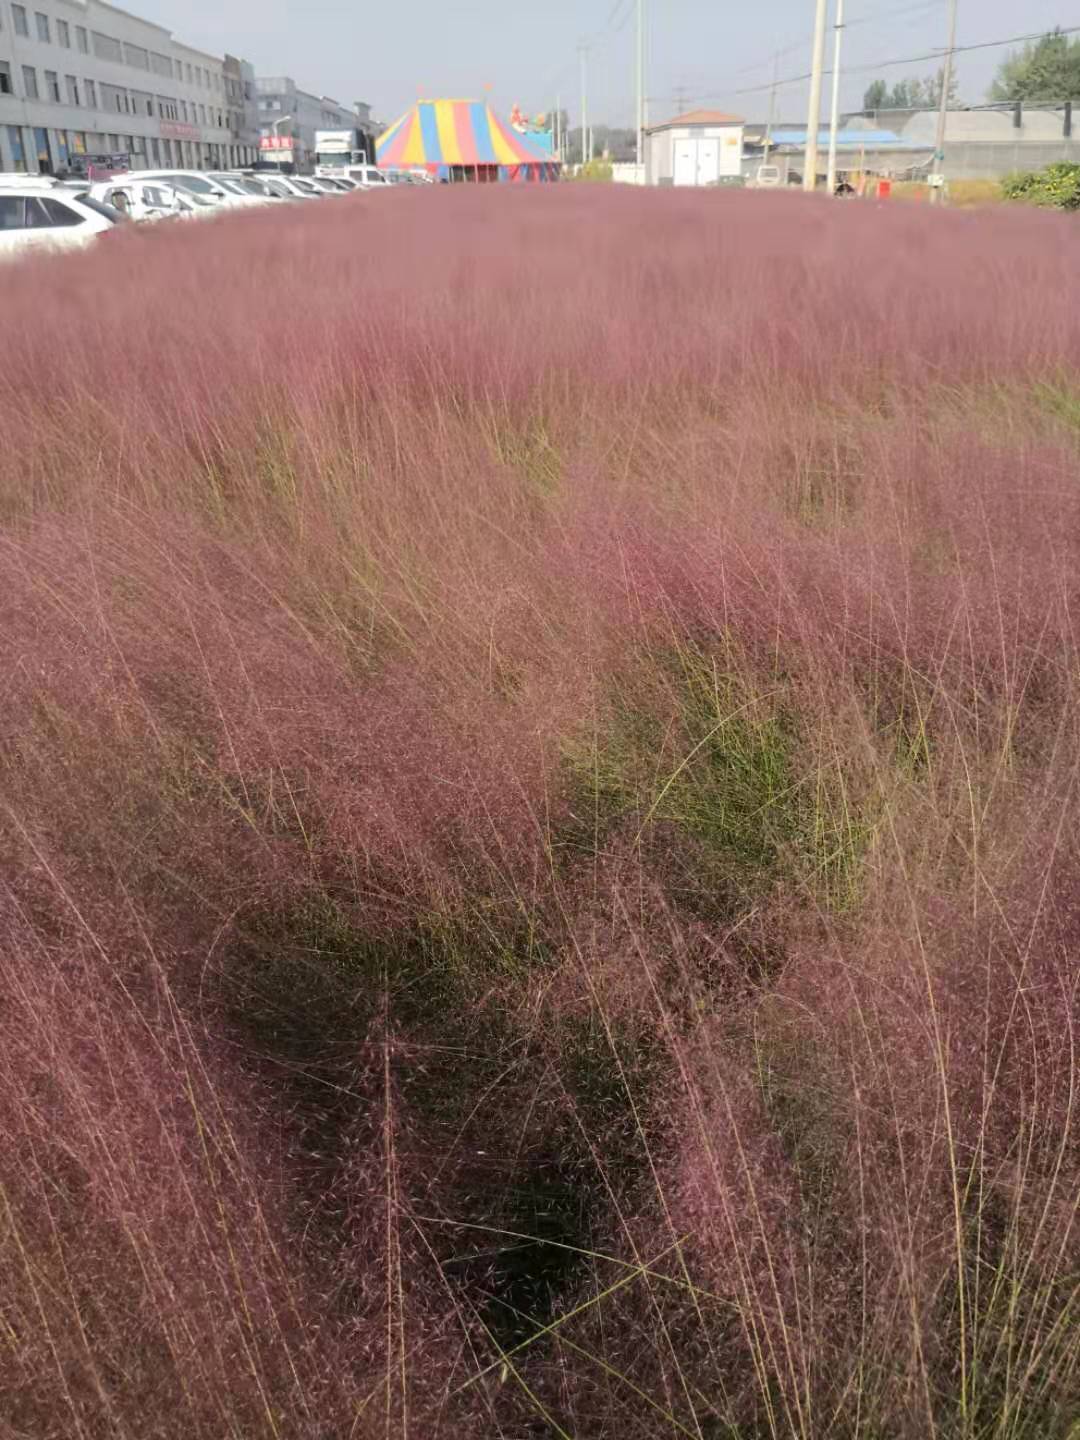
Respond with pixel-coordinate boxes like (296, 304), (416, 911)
(988, 29), (1080, 103)
(862, 68), (956, 113)
(862, 27), (1080, 113)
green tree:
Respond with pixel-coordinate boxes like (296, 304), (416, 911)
(862, 69), (958, 112)
(990, 29), (1080, 102)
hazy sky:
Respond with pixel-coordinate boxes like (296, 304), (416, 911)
(134, 0), (1072, 129)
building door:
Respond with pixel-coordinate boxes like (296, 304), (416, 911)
(673, 138), (695, 186)
(696, 138), (719, 185)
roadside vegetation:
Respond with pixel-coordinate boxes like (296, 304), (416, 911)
(0, 187), (1077, 1440)
(1002, 161), (1080, 211)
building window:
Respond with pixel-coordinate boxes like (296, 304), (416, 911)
(57, 18), (69, 46)
(45, 69), (60, 102)
(76, 25), (87, 53)
(145, 97), (152, 115)
(0, 61), (11, 96)
(6, 125), (27, 171)
(33, 126), (51, 172)
(84, 78), (96, 107)
(22, 66), (38, 100)
(65, 74), (78, 105)
(34, 11), (49, 41)
(12, 4), (28, 37)
(92, 32), (123, 64)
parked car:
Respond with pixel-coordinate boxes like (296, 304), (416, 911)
(206, 173), (280, 204)
(122, 170), (264, 209)
(749, 164), (782, 189)
(307, 176), (351, 195)
(88, 178), (183, 222)
(342, 165), (391, 190)
(236, 172), (305, 200)
(0, 175), (123, 259)
(255, 173), (324, 200)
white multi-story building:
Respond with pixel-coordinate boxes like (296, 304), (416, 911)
(0, 0), (258, 174)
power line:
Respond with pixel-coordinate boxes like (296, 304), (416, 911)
(721, 0), (947, 86)
(648, 24), (1080, 106)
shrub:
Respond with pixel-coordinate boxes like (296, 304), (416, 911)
(1003, 161), (1080, 209)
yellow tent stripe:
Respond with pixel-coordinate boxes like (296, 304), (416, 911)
(376, 107), (411, 155)
(398, 113), (426, 165)
(490, 122), (522, 165)
(434, 100), (463, 165)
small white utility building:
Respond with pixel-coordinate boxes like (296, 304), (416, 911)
(645, 110), (745, 186)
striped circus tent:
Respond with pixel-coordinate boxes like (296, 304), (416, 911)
(376, 99), (559, 183)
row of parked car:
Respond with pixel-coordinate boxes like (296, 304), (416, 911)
(0, 164), (423, 259)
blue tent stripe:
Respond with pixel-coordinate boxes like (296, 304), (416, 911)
(470, 102), (497, 163)
(419, 103), (441, 161)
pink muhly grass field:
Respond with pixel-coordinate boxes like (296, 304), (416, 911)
(0, 187), (1078, 1439)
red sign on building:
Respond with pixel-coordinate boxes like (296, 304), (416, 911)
(160, 121), (200, 141)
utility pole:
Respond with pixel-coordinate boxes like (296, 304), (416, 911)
(764, 51), (779, 165)
(826, 0), (846, 194)
(803, 0), (829, 191)
(635, 0), (645, 170)
(931, 0), (958, 204)
(579, 45), (589, 167)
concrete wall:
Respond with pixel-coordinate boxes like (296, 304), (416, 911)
(935, 139), (1078, 181)
(0, 0), (256, 172)
(611, 161), (644, 185)
(850, 108), (1078, 181)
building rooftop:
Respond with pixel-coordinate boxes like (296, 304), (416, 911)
(768, 127), (925, 151)
(649, 109), (744, 132)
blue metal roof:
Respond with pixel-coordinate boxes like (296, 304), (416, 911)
(769, 127), (925, 149)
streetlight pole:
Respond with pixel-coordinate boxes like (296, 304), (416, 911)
(764, 52), (779, 166)
(803, 0), (829, 191)
(579, 45), (589, 168)
(271, 113), (293, 170)
(931, 0), (958, 204)
(826, 0), (846, 195)
(635, 0), (645, 172)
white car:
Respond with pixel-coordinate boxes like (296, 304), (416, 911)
(308, 176), (352, 195)
(748, 164), (782, 189)
(342, 164), (391, 190)
(88, 178), (184, 223)
(205, 173), (280, 205)
(122, 170), (264, 209)
(252, 173), (324, 201)
(0, 175), (122, 259)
